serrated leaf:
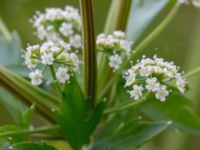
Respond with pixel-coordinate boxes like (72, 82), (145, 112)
(12, 142), (57, 150)
(126, 0), (176, 43)
(54, 78), (104, 150)
(92, 114), (169, 150)
(141, 91), (200, 136)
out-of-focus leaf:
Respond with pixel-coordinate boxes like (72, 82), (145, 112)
(126, 0), (176, 43)
(12, 142), (57, 150)
(91, 113), (169, 150)
(20, 105), (35, 129)
(54, 78), (104, 150)
(0, 87), (27, 124)
(0, 31), (28, 75)
(0, 125), (25, 143)
(141, 91), (200, 136)
(0, 66), (59, 123)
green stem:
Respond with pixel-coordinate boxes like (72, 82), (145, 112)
(49, 65), (62, 93)
(79, 0), (97, 107)
(184, 67), (200, 79)
(0, 18), (12, 41)
(0, 125), (60, 137)
(98, 3), (180, 100)
(104, 93), (150, 114)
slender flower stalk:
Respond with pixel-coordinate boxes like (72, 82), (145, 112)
(79, 0), (97, 107)
(0, 125), (60, 137)
(49, 65), (62, 93)
(104, 93), (150, 114)
(98, 2), (180, 100)
(184, 67), (200, 79)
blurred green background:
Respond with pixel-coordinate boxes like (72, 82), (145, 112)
(1, 0), (200, 150)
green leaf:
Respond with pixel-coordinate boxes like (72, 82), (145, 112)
(12, 142), (57, 150)
(0, 66), (59, 122)
(0, 87), (27, 124)
(54, 78), (104, 150)
(126, 0), (175, 43)
(141, 91), (200, 136)
(0, 31), (28, 75)
(20, 105), (35, 129)
(92, 114), (169, 150)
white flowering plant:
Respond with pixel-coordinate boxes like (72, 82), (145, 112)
(1, 0), (200, 150)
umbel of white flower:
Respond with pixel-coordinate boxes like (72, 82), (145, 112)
(22, 41), (81, 85)
(96, 31), (133, 71)
(124, 55), (187, 102)
(31, 5), (82, 49)
(178, 0), (200, 7)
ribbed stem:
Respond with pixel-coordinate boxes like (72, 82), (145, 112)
(98, 3), (180, 100)
(79, 0), (97, 107)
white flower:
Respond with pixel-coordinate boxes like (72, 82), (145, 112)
(178, 0), (189, 4)
(40, 41), (55, 54)
(155, 85), (169, 102)
(146, 77), (160, 92)
(125, 70), (136, 87)
(176, 74), (186, 93)
(120, 40), (132, 55)
(31, 5), (81, 43)
(29, 69), (43, 85)
(70, 34), (82, 48)
(56, 67), (70, 83)
(139, 65), (152, 77)
(66, 53), (80, 72)
(59, 23), (73, 37)
(124, 55), (187, 102)
(109, 54), (122, 71)
(26, 44), (40, 52)
(129, 85), (144, 100)
(113, 31), (125, 39)
(41, 53), (54, 65)
(192, 0), (200, 7)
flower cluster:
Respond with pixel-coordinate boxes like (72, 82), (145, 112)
(22, 41), (81, 85)
(96, 31), (132, 71)
(178, 0), (200, 7)
(31, 6), (82, 49)
(124, 55), (186, 102)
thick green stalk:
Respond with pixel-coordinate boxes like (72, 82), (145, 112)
(79, 0), (97, 107)
(98, 3), (180, 100)
(0, 125), (60, 137)
(104, 0), (132, 33)
(0, 66), (58, 123)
